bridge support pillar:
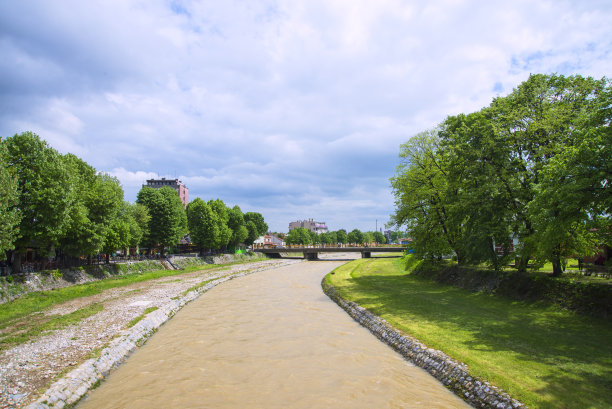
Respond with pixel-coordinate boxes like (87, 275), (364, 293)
(361, 251), (371, 258)
(305, 252), (319, 260)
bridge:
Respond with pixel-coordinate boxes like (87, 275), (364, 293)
(253, 246), (405, 260)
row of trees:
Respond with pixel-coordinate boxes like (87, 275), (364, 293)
(284, 228), (386, 245)
(390, 74), (611, 275)
(185, 197), (267, 253)
(0, 132), (268, 272)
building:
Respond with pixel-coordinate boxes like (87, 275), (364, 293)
(144, 178), (189, 207)
(288, 219), (328, 234)
(254, 234), (285, 247)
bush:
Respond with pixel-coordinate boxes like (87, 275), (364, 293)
(412, 262), (612, 318)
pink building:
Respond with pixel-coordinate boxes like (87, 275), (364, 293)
(144, 178), (189, 207)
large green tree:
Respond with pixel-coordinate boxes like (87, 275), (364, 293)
(0, 140), (21, 259)
(245, 221), (259, 246)
(395, 74), (611, 274)
(1, 132), (73, 271)
(286, 227), (311, 245)
(137, 186), (188, 256)
(525, 77), (612, 274)
(390, 129), (462, 261)
(244, 212), (268, 237)
(59, 155), (124, 260)
(372, 231), (385, 244)
(187, 198), (219, 253)
(208, 199), (232, 250)
(227, 205), (248, 249)
(127, 202), (150, 249)
(347, 229), (364, 245)
(440, 111), (515, 270)
(336, 229), (347, 244)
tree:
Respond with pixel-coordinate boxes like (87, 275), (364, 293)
(245, 221), (259, 246)
(484, 74), (609, 274)
(208, 199), (232, 250)
(397, 74), (611, 274)
(1, 132), (73, 271)
(362, 232), (374, 245)
(372, 231), (385, 244)
(321, 231), (337, 245)
(244, 212), (268, 236)
(347, 229), (364, 245)
(336, 229), (347, 244)
(137, 186), (188, 256)
(103, 217), (130, 263)
(127, 202), (150, 249)
(0, 140), (21, 259)
(187, 198), (219, 253)
(440, 111), (515, 270)
(227, 205), (248, 249)
(286, 228), (311, 245)
(390, 129), (463, 261)
(526, 78), (612, 274)
(308, 230), (319, 245)
(59, 155), (124, 261)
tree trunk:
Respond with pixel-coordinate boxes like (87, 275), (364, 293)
(551, 256), (563, 277)
(517, 255), (530, 273)
(12, 251), (23, 273)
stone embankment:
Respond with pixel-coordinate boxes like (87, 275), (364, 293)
(322, 280), (527, 409)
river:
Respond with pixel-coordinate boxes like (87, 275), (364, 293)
(77, 258), (470, 408)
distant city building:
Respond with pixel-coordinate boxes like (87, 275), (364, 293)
(144, 178), (189, 207)
(384, 229), (394, 243)
(288, 219), (328, 234)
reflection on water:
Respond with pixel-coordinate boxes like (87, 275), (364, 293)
(78, 260), (470, 409)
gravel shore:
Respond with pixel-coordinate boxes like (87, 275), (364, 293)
(0, 258), (302, 409)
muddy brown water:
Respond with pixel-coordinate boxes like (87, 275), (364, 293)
(77, 259), (470, 408)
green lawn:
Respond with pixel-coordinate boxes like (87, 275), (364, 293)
(325, 257), (612, 409)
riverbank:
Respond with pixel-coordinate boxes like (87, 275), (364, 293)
(323, 257), (612, 409)
(0, 253), (265, 305)
(0, 256), (299, 408)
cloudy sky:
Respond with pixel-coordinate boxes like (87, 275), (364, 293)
(1, 0), (610, 232)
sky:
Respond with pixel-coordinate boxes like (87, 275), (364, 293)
(1, 0), (610, 233)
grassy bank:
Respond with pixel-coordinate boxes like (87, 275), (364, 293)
(325, 257), (612, 409)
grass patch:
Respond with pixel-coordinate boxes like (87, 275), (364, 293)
(127, 306), (159, 328)
(325, 257), (612, 409)
(0, 303), (104, 350)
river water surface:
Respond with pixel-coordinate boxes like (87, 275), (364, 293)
(78, 258), (470, 408)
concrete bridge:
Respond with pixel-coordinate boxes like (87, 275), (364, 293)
(253, 246), (405, 260)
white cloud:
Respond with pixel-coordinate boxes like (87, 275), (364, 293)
(1, 0), (611, 232)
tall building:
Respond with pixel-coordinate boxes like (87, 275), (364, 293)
(144, 178), (189, 206)
(288, 219), (328, 234)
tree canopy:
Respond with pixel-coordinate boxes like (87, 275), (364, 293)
(0, 140), (21, 259)
(391, 74), (611, 275)
(137, 186), (188, 255)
